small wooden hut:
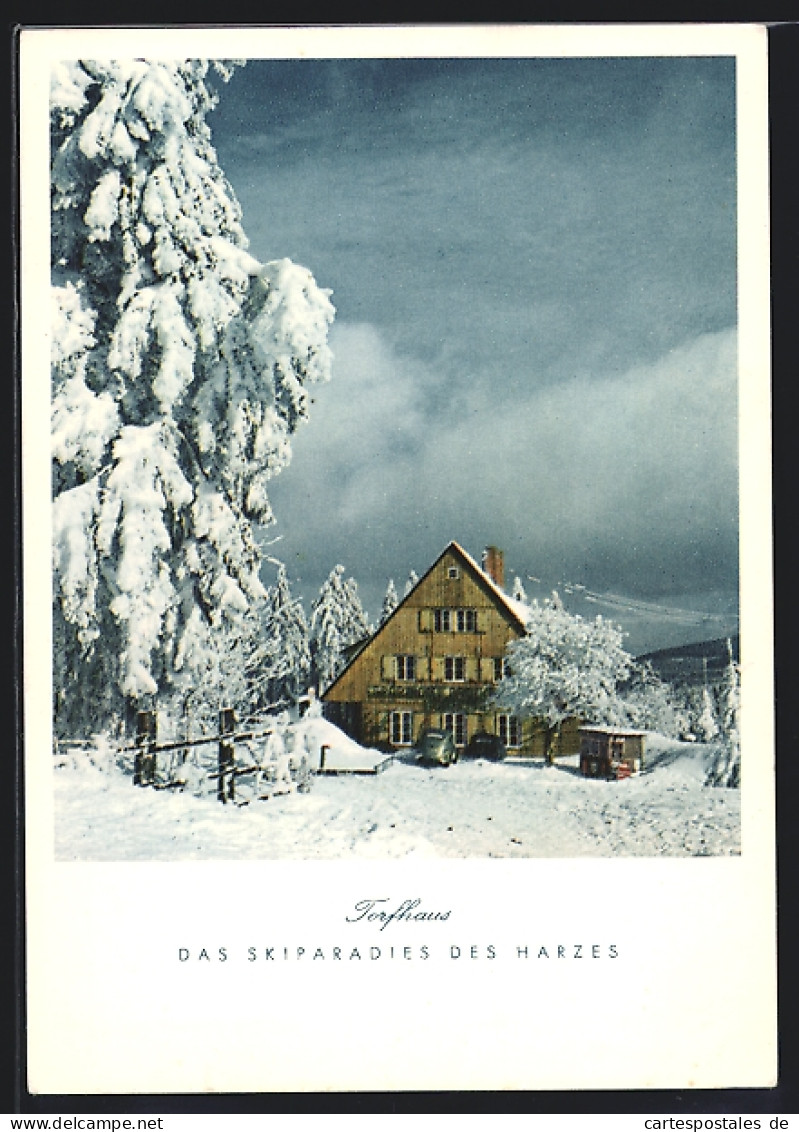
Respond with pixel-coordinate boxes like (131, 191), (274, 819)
(579, 726), (646, 780)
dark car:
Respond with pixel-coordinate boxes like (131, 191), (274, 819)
(417, 728), (458, 767)
(464, 731), (506, 761)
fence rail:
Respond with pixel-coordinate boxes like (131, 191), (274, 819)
(97, 706), (391, 805)
(125, 708), (315, 804)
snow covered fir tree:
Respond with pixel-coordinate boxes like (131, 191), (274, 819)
(379, 578), (399, 625)
(261, 563), (311, 710)
(50, 60), (334, 737)
(309, 565), (372, 693)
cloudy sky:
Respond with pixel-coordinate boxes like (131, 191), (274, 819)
(209, 53), (740, 654)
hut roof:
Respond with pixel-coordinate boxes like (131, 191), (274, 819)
(579, 725), (647, 737)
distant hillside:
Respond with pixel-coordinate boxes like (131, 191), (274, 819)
(636, 635), (740, 688)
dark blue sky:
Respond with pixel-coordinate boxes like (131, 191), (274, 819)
(209, 55), (739, 653)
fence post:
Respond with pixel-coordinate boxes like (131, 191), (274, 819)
(134, 710), (157, 786)
(218, 708), (236, 803)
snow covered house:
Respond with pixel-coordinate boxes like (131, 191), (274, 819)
(322, 542), (581, 756)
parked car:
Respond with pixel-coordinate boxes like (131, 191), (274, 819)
(417, 728), (458, 767)
(464, 731), (506, 760)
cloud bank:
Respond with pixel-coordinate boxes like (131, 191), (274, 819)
(270, 321), (738, 628)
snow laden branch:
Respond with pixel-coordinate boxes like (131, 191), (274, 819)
(494, 595), (633, 764)
(51, 60), (334, 736)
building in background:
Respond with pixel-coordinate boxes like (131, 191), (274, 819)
(322, 541), (580, 756)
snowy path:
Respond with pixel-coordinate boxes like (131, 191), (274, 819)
(53, 735), (740, 861)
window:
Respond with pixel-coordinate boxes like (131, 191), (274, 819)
(434, 608), (478, 633)
(447, 566), (460, 579)
(444, 656), (465, 682)
(395, 655), (416, 681)
(456, 608), (477, 633)
(390, 711), (413, 746)
(497, 714), (520, 748)
(492, 657), (510, 682)
(444, 713), (467, 746)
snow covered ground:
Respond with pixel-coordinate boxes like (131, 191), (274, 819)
(52, 721), (740, 861)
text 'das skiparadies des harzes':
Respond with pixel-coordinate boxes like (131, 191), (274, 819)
(177, 943), (620, 962)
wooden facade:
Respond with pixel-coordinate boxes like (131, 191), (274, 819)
(579, 726), (646, 779)
(322, 542), (581, 757)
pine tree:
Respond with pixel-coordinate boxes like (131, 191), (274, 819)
(310, 566), (371, 692)
(380, 578), (399, 624)
(264, 564), (311, 708)
(697, 683), (720, 743)
(494, 595), (633, 763)
(50, 61), (334, 736)
(403, 569), (419, 597)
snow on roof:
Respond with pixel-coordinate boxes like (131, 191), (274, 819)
(579, 725), (648, 736)
(322, 540), (531, 698)
(449, 541), (532, 628)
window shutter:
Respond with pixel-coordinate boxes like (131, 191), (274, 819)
(418, 609), (433, 632)
(476, 609), (490, 633)
(465, 656), (479, 682)
(479, 657), (496, 682)
(431, 657), (445, 682)
(416, 656), (430, 681)
(381, 655), (395, 681)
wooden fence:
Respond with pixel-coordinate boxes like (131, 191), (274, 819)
(126, 709), (313, 805)
(122, 709), (392, 805)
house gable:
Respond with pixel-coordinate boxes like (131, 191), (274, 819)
(321, 542), (580, 757)
(322, 542), (527, 704)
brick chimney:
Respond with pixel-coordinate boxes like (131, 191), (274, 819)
(482, 546), (505, 588)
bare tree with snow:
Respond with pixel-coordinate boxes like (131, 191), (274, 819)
(494, 594), (633, 764)
(697, 683), (720, 743)
(705, 638), (741, 788)
(50, 60), (334, 736)
(622, 661), (687, 739)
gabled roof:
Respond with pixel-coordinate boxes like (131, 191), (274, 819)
(447, 541), (532, 630)
(321, 541), (531, 699)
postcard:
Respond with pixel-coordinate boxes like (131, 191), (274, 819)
(20, 24), (776, 1096)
